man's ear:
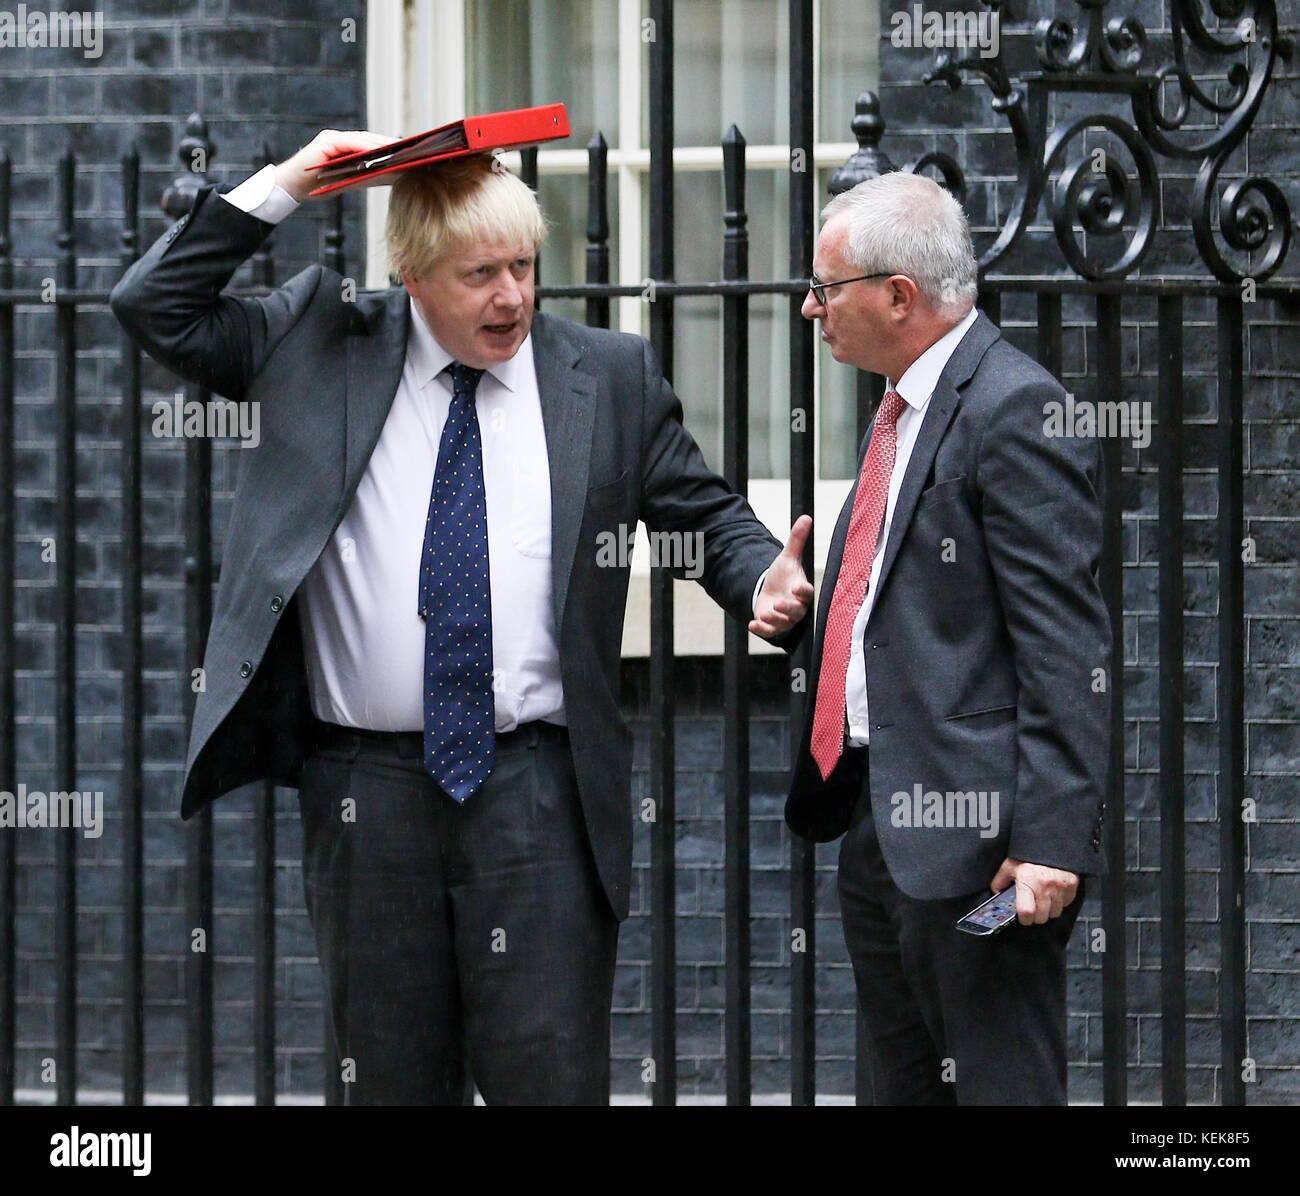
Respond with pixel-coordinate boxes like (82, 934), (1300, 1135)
(888, 274), (920, 320)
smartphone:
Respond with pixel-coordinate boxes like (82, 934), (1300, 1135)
(955, 886), (1020, 936)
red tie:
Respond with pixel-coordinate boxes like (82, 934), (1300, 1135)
(811, 389), (907, 781)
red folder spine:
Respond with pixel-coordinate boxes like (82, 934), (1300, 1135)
(462, 104), (570, 150)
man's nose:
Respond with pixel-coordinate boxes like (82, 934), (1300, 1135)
(800, 289), (821, 321)
(495, 273), (523, 310)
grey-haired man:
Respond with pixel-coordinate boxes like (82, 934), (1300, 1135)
(779, 172), (1110, 1105)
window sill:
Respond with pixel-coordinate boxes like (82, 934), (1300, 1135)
(619, 477), (850, 657)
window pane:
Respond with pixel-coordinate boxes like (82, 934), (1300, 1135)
(534, 170), (621, 328)
(661, 0), (788, 147)
(818, 0), (881, 142)
(641, 168), (790, 480)
(636, 166), (864, 481)
(466, 0), (621, 149)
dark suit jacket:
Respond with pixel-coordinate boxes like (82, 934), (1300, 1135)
(109, 181), (790, 922)
(783, 311), (1111, 899)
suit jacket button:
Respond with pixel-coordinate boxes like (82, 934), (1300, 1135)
(239, 660), (253, 678)
(270, 594), (284, 613)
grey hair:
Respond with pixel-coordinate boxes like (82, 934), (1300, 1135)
(820, 172), (978, 319)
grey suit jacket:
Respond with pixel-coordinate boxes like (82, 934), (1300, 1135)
(109, 181), (790, 922)
(783, 311), (1112, 899)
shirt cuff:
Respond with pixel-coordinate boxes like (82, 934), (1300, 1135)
(751, 567), (769, 618)
(219, 163), (301, 225)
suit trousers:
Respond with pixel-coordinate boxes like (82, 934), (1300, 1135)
(836, 749), (1084, 1105)
(296, 715), (619, 1105)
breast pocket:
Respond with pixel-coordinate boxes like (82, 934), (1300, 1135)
(944, 702), (1017, 731)
(914, 475), (967, 512)
(587, 467), (629, 512)
(510, 458), (552, 559)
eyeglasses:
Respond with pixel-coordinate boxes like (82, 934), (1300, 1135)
(807, 271), (897, 306)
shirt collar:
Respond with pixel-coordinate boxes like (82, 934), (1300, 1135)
(887, 305), (980, 411)
(406, 295), (532, 393)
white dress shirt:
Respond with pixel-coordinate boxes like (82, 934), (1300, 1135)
(220, 166), (565, 731)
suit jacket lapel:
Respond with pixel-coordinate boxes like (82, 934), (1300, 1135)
(341, 287), (409, 526)
(868, 310), (1002, 613)
(528, 311), (597, 638)
(869, 376), (962, 606)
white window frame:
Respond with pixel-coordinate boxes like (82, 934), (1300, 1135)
(366, 0), (868, 656)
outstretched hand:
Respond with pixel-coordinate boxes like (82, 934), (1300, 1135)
(749, 515), (814, 639)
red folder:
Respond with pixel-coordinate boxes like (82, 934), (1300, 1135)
(307, 103), (570, 196)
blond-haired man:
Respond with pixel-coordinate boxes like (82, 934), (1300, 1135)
(111, 130), (812, 1105)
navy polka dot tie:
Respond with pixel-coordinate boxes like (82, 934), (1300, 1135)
(418, 361), (494, 802)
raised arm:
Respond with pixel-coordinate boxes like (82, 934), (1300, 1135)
(109, 129), (392, 399)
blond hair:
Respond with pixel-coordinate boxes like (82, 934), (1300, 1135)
(385, 153), (551, 280)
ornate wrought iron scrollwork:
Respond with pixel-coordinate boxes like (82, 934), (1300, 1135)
(1034, 0), (1149, 75)
(1193, 156), (1292, 281)
(1046, 114), (1160, 279)
(910, 0), (1293, 283)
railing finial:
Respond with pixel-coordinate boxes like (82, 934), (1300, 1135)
(161, 112), (217, 219)
(828, 91), (898, 196)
